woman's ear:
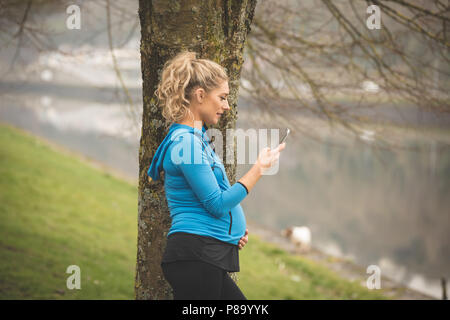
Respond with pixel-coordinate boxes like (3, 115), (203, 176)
(193, 87), (205, 104)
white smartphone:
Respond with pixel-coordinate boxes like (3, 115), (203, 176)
(280, 128), (290, 144)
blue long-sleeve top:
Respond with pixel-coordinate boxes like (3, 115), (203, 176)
(147, 122), (248, 245)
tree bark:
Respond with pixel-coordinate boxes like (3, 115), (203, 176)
(135, 0), (257, 300)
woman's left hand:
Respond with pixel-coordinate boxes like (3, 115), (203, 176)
(238, 229), (249, 250)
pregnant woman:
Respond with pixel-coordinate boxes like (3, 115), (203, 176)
(147, 50), (286, 300)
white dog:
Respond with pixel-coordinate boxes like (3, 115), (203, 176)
(281, 226), (312, 254)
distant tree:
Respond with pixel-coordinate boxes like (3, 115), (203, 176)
(243, 0), (449, 151)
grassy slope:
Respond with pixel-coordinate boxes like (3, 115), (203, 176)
(0, 123), (389, 299)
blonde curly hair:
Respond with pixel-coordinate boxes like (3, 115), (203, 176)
(154, 50), (229, 123)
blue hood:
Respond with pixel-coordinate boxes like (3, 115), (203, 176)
(147, 123), (210, 181)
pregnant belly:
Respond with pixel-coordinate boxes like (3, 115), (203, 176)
(231, 204), (246, 238)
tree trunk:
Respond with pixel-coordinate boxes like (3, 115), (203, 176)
(135, 0), (257, 300)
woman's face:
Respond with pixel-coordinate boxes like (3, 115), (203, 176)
(193, 80), (230, 126)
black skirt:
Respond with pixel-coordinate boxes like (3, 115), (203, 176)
(161, 232), (240, 272)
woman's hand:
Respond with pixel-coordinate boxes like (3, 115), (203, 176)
(238, 229), (249, 250)
(256, 142), (286, 174)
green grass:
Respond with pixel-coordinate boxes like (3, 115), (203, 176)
(0, 123), (389, 299)
(0, 124), (137, 299)
(238, 236), (388, 299)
